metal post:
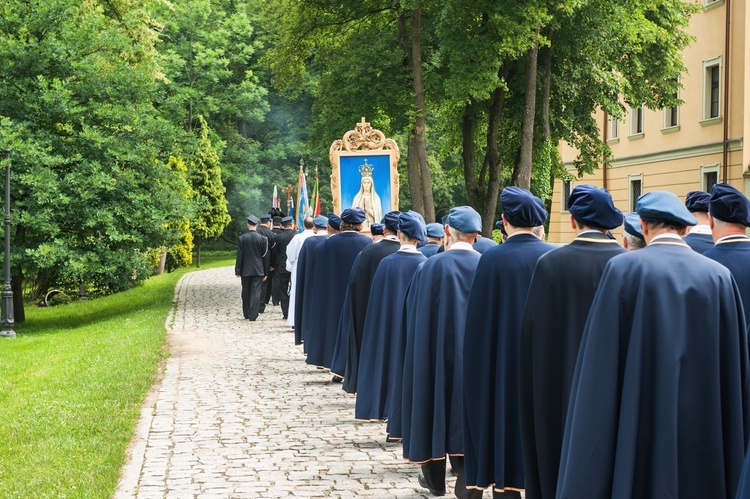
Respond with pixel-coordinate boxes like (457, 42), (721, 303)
(1, 148), (15, 338)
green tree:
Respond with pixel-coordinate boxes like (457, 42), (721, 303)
(189, 116), (231, 267)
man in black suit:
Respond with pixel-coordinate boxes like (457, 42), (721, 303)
(274, 216), (296, 320)
(256, 214), (277, 312)
(235, 215), (270, 321)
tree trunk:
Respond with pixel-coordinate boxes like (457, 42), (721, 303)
(462, 103), (479, 206)
(196, 236), (201, 268)
(156, 247), (167, 275)
(410, 5), (435, 222)
(406, 135), (425, 214)
(11, 267), (24, 324)
(516, 38), (539, 190)
(481, 84), (505, 236)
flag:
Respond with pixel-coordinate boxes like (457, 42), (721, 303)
(288, 195), (294, 219)
(272, 184), (279, 210)
(297, 167), (310, 233)
(311, 174), (321, 216)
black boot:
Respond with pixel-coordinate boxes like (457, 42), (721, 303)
(418, 460), (446, 496)
(449, 456), (484, 499)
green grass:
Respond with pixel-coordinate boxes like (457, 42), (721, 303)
(0, 251), (234, 498)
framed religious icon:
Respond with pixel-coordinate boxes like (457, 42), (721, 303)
(330, 118), (400, 232)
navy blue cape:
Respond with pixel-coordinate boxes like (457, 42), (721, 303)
(401, 248), (481, 463)
(518, 232), (626, 499)
(558, 242), (749, 499)
(462, 234), (556, 492)
(331, 239), (400, 388)
(473, 236), (498, 254)
(683, 232), (714, 253)
(305, 232), (371, 368)
(704, 237), (750, 323)
(418, 242), (441, 258)
(293, 235), (328, 346)
(355, 250), (426, 422)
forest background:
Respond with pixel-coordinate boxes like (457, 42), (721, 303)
(0, 0), (696, 320)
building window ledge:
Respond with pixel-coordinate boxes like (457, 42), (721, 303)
(627, 133), (645, 141)
(660, 125), (681, 135)
(606, 137), (620, 145)
(700, 117), (722, 127)
(704, 0), (724, 12)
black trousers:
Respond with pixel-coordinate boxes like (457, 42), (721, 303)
(421, 456), (484, 499)
(271, 268), (284, 306)
(241, 276), (264, 321)
(262, 269), (275, 306)
(276, 272), (291, 318)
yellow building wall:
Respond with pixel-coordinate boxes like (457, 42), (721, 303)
(549, 0), (748, 243)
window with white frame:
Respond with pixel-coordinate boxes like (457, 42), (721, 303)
(561, 180), (572, 212)
(701, 164), (719, 192)
(702, 57), (722, 122)
(704, 0), (724, 9)
(629, 106), (644, 137)
(628, 174), (643, 212)
(607, 116), (619, 141)
(663, 86), (679, 130)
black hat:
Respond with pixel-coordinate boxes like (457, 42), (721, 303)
(685, 191), (711, 213)
(370, 223), (384, 235)
(260, 214), (272, 222)
(495, 220), (508, 237)
(568, 185), (623, 230)
(281, 216), (293, 226)
(500, 186), (548, 227)
(246, 215), (260, 226)
(709, 183), (750, 226)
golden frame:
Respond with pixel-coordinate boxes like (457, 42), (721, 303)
(329, 118), (400, 231)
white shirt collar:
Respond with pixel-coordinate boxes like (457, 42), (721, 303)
(448, 241), (478, 252)
(398, 244), (420, 254)
(716, 234), (749, 243)
(384, 234), (399, 241)
(688, 224), (712, 235)
(651, 233), (684, 243)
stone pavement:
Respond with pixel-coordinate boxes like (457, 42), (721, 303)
(115, 267), (495, 498)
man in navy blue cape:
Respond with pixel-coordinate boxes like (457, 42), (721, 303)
(463, 187), (556, 498)
(331, 211), (402, 392)
(557, 191), (749, 499)
(682, 190), (714, 253)
(355, 213), (426, 424)
(519, 184), (626, 499)
(401, 206), (484, 499)
(621, 212), (646, 250)
(292, 216), (329, 346)
(703, 183), (750, 322)
(418, 222), (443, 257)
(305, 208), (371, 370)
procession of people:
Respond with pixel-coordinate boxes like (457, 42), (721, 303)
(236, 183), (750, 499)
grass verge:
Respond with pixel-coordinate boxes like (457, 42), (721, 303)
(0, 251), (234, 498)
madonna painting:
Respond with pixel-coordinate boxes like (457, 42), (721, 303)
(351, 160), (384, 230)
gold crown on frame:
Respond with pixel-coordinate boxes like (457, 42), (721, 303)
(358, 159), (374, 177)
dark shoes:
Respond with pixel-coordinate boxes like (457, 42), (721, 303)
(418, 470), (446, 496)
(331, 374), (343, 383)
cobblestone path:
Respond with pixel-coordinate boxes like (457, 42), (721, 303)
(115, 267), (490, 498)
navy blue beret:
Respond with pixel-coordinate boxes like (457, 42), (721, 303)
(446, 206), (482, 233)
(382, 211), (400, 232)
(370, 223), (384, 235)
(313, 215), (328, 228)
(685, 191), (711, 213)
(623, 213), (644, 239)
(426, 223), (445, 238)
(568, 184), (623, 230)
(327, 212), (342, 231)
(341, 208), (365, 224)
(260, 214), (272, 222)
(246, 215), (260, 226)
(281, 216), (293, 225)
(636, 191), (697, 226)
(500, 186), (548, 227)
(399, 213), (426, 240)
(406, 211), (427, 230)
(495, 220), (507, 236)
(709, 183), (750, 226)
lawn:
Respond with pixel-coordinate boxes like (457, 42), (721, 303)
(0, 252), (235, 498)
